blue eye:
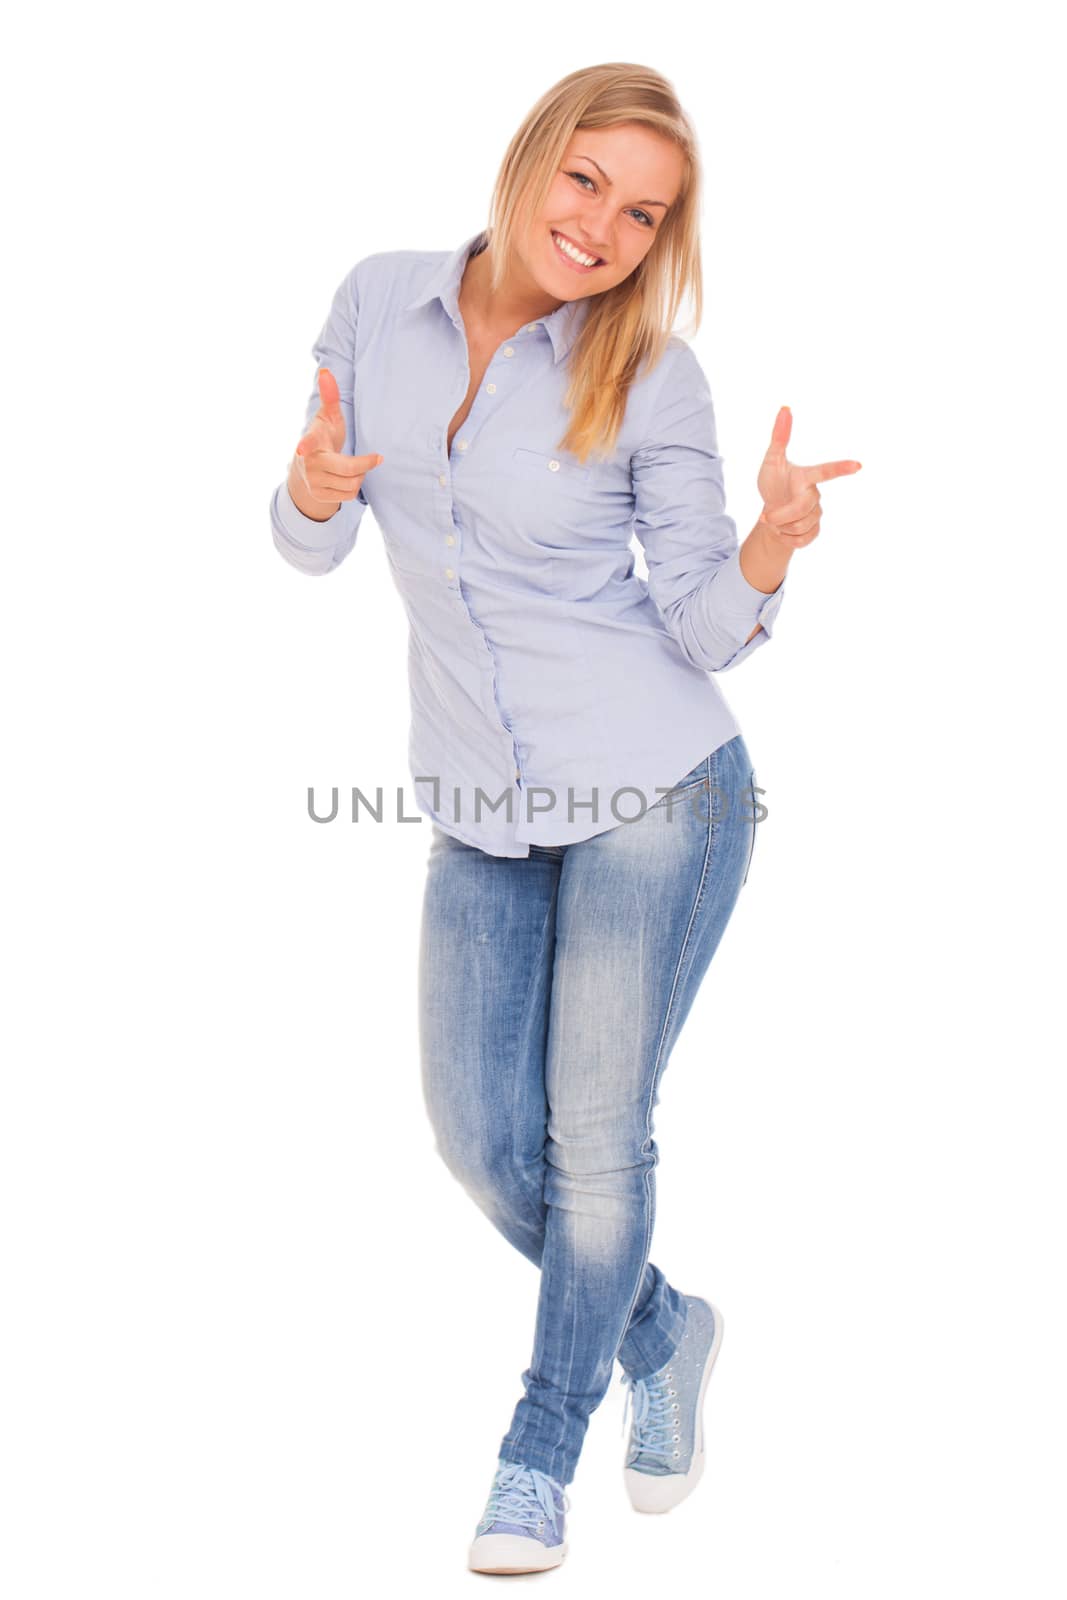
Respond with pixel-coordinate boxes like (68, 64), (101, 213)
(565, 171), (654, 228)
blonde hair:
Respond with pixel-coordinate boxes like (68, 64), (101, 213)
(484, 62), (703, 466)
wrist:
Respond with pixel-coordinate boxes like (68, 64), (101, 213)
(740, 518), (791, 594)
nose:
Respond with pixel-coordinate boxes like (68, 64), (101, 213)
(576, 196), (613, 258)
(567, 217), (610, 259)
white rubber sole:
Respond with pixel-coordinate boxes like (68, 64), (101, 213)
(624, 1300), (724, 1514)
(468, 1531), (567, 1573)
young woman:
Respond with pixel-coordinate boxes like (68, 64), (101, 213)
(271, 62), (860, 1575)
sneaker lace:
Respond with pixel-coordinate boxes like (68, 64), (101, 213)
(481, 1462), (570, 1537)
(619, 1366), (679, 1462)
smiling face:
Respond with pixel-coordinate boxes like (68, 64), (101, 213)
(520, 122), (686, 301)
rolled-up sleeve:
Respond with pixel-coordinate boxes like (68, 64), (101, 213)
(631, 341), (785, 672)
(270, 264), (369, 577)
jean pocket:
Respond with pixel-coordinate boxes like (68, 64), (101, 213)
(649, 753), (711, 808)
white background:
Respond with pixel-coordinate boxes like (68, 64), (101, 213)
(3, 2), (1064, 1594)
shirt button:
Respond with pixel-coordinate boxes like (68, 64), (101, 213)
(456, 439), (469, 451)
(438, 473), (448, 486)
(486, 383), (497, 394)
(548, 459), (561, 472)
(445, 534), (455, 546)
(503, 346), (515, 358)
(444, 567), (454, 580)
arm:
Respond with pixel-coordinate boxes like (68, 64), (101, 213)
(270, 265), (369, 577)
(631, 342), (786, 672)
(738, 515), (794, 644)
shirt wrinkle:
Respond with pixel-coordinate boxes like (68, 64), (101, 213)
(270, 227), (786, 856)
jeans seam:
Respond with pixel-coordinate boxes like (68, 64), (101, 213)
(611, 754), (715, 1371)
(741, 767), (757, 886)
(508, 883), (559, 1234)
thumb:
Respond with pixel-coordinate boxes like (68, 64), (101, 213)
(765, 404), (792, 460)
(317, 365), (342, 418)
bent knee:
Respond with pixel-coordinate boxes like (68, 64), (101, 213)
(544, 1129), (657, 1181)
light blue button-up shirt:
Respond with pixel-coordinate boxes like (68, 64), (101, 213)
(270, 228), (785, 856)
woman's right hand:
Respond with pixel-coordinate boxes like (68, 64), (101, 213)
(293, 366), (384, 505)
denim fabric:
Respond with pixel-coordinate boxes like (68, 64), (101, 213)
(418, 731), (757, 1485)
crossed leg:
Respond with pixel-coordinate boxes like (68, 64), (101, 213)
(418, 736), (756, 1485)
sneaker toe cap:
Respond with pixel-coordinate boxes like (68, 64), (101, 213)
(468, 1531), (565, 1572)
(624, 1461), (701, 1512)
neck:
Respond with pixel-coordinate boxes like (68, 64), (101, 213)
(460, 234), (565, 336)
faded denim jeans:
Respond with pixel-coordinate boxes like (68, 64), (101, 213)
(417, 732), (758, 1486)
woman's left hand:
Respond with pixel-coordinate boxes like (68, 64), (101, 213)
(756, 406), (862, 551)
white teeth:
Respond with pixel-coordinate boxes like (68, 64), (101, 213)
(552, 230), (599, 267)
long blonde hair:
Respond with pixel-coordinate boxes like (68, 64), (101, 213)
(484, 63), (703, 466)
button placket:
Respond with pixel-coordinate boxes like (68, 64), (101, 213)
(444, 515), (460, 582)
(436, 460), (456, 567)
(440, 330), (522, 585)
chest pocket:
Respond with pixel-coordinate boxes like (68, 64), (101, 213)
(512, 447), (588, 479)
(509, 446), (633, 552)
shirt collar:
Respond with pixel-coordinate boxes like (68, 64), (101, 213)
(402, 227), (588, 366)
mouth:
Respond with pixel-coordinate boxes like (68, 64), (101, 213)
(550, 228), (605, 272)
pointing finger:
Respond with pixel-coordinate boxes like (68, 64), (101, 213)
(333, 451), (384, 478)
(306, 449), (384, 477)
(803, 459), (863, 485)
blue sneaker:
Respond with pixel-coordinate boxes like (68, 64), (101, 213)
(620, 1295), (724, 1512)
(468, 1458), (570, 1573)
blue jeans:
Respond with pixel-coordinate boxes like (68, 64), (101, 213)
(417, 732), (758, 1486)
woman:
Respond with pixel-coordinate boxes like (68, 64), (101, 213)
(270, 62), (860, 1575)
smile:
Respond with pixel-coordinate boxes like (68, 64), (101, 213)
(551, 229), (604, 271)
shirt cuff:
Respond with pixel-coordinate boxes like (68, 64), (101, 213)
(695, 547), (785, 670)
(270, 477), (363, 553)
(709, 545), (785, 637)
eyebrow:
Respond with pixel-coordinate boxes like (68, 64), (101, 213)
(571, 154), (670, 210)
